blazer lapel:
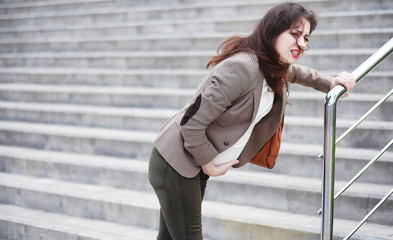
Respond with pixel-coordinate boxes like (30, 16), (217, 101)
(251, 77), (264, 121)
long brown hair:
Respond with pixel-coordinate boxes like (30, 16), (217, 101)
(206, 3), (317, 95)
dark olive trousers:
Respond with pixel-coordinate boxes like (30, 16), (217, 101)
(148, 147), (209, 240)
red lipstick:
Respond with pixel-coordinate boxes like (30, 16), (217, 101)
(291, 49), (301, 59)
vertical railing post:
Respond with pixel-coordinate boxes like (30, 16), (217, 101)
(321, 86), (342, 240)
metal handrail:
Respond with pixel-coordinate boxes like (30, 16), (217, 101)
(317, 139), (393, 215)
(343, 188), (393, 240)
(335, 89), (393, 145)
(320, 37), (393, 240)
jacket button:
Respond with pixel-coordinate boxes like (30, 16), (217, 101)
(223, 141), (229, 146)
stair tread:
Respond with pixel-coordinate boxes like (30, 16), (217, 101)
(10, 48), (372, 58)
(0, 67), (208, 75)
(0, 0), (267, 16)
(0, 175), (392, 239)
(0, 0), (110, 9)
(1, 0), (392, 14)
(0, 145), (147, 171)
(0, 101), (178, 117)
(0, 121), (156, 142)
(0, 67), (392, 78)
(224, 170), (392, 198)
(0, 83), (197, 95)
(1, 16), (392, 34)
(319, 8), (393, 17)
(0, 120), (391, 150)
(0, 131), (391, 162)
(1, 6), (392, 24)
(0, 101), (392, 129)
(280, 142), (393, 162)
(0, 154), (391, 197)
(0, 48), (389, 56)
(0, 83), (390, 98)
(0, 204), (157, 240)
(0, 172), (158, 207)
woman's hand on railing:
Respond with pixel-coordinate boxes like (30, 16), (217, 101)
(202, 160), (239, 176)
(330, 71), (356, 98)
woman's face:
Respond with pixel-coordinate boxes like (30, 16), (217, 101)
(275, 18), (311, 64)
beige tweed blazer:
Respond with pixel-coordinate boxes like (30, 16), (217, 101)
(154, 52), (333, 178)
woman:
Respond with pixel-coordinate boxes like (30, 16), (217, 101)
(148, 2), (355, 240)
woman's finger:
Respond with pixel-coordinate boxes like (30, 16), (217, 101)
(333, 72), (356, 92)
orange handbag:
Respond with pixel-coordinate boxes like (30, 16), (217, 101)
(250, 119), (284, 168)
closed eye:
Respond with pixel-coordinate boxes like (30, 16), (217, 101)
(290, 29), (309, 42)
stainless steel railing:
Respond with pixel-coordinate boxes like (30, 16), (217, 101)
(319, 37), (393, 240)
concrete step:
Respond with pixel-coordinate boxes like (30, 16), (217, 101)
(311, 28), (393, 49)
(0, 142), (392, 192)
(0, 0), (44, 4)
(0, 204), (158, 240)
(0, 121), (155, 159)
(0, 173), (392, 233)
(0, 83), (195, 108)
(207, 170), (393, 225)
(290, 71), (393, 94)
(0, 101), (391, 149)
(0, 0), (172, 15)
(286, 91), (393, 121)
(0, 67), (209, 88)
(0, 3), (392, 29)
(0, 145), (153, 191)
(0, 50), (213, 68)
(299, 49), (393, 71)
(1, 203), (391, 240)
(0, 84), (391, 120)
(0, 51), (216, 69)
(0, 0), (111, 15)
(283, 116), (393, 149)
(1, 49), (391, 72)
(0, 173), (159, 228)
(0, 67), (391, 94)
(254, 143), (393, 185)
(1, 0), (392, 20)
(1, 28), (392, 52)
(0, 101), (176, 132)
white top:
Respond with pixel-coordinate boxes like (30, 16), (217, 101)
(212, 80), (274, 165)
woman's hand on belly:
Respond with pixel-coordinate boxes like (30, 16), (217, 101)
(201, 160), (239, 177)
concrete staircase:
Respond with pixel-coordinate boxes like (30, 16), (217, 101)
(0, 0), (392, 239)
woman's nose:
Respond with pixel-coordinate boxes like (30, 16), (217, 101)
(297, 38), (308, 51)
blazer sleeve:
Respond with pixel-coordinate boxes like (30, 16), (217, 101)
(179, 54), (258, 166)
(289, 64), (334, 93)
